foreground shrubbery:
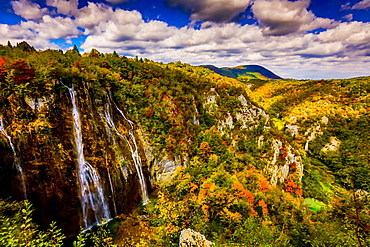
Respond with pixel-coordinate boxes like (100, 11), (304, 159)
(0, 199), (115, 247)
(0, 199), (65, 246)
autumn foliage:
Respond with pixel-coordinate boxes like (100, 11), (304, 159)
(232, 180), (254, 204)
(0, 42), (368, 246)
(284, 180), (303, 195)
(10, 59), (35, 85)
(0, 56), (7, 77)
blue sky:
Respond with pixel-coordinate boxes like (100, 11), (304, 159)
(1, 0), (370, 79)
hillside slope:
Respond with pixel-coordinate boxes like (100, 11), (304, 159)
(0, 42), (368, 246)
(201, 64), (282, 79)
(245, 77), (370, 223)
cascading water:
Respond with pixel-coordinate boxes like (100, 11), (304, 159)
(106, 166), (117, 216)
(0, 117), (27, 199)
(106, 94), (149, 204)
(62, 84), (110, 229)
(100, 102), (129, 182)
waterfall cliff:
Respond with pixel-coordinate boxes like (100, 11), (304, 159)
(0, 80), (151, 235)
(64, 84), (111, 229)
(0, 117), (27, 199)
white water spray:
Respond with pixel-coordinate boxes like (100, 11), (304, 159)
(62, 83), (110, 229)
(106, 94), (149, 204)
(100, 104), (129, 181)
(0, 117), (27, 199)
(106, 166), (117, 216)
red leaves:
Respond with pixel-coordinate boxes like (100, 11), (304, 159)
(258, 199), (269, 215)
(260, 179), (269, 192)
(280, 147), (288, 159)
(0, 56), (7, 77)
(10, 59), (35, 85)
(232, 180), (254, 204)
(289, 162), (297, 172)
(284, 180), (302, 195)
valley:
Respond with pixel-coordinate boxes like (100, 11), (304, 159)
(0, 42), (369, 246)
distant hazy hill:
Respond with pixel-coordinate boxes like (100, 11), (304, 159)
(201, 64), (282, 79)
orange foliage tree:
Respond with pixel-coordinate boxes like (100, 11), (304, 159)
(284, 180), (303, 195)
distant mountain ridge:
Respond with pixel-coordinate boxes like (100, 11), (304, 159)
(201, 64), (282, 79)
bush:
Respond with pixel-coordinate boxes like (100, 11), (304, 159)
(0, 199), (65, 246)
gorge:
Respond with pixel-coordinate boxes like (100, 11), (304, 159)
(0, 43), (369, 246)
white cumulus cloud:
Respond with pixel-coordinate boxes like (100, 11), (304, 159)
(252, 0), (338, 36)
(10, 0), (50, 20)
(46, 0), (79, 16)
(74, 2), (115, 33)
(34, 16), (82, 40)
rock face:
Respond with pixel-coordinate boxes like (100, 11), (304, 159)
(235, 94), (269, 130)
(138, 128), (185, 187)
(149, 156), (182, 186)
(179, 229), (213, 247)
(304, 124), (323, 151)
(268, 139), (304, 185)
(0, 81), (150, 235)
(202, 89), (303, 186)
(322, 137), (341, 151)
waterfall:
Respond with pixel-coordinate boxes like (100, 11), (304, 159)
(0, 117), (27, 199)
(100, 104), (129, 181)
(106, 94), (149, 204)
(63, 84), (110, 229)
(106, 167), (117, 216)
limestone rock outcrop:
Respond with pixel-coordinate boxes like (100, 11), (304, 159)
(179, 229), (213, 247)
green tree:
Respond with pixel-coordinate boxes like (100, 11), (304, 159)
(0, 199), (65, 246)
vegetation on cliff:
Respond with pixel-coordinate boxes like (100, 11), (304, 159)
(0, 42), (369, 246)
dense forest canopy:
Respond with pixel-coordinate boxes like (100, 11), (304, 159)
(0, 42), (369, 246)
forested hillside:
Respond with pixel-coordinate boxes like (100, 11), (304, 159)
(201, 65), (282, 80)
(0, 42), (368, 246)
